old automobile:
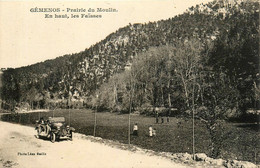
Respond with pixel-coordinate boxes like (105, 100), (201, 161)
(35, 117), (75, 143)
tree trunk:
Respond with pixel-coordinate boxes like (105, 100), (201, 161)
(114, 83), (118, 110)
(257, 114), (259, 131)
(167, 80), (172, 108)
(161, 87), (164, 106)
(207, 121), (222, 159)
(180, 72), (190, 108)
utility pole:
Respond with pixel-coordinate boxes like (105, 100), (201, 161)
(93, 94), (98, 137)
(49, 102), (53, 118)
(128, 78), (133, 145)
(69, 95), (71, 126)
(192, 70), (197, 160)
(192, 82), (195, 159)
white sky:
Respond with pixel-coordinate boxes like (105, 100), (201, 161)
(0, 0), (213, 69)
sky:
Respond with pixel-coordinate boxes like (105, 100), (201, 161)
(0, 0), (213, 69)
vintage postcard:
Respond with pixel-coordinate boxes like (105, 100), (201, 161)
(0, 0), (259, 168)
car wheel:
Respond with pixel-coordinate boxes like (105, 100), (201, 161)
(50, 133), (56, 143)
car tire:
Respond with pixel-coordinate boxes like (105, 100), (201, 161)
(50, 133), (56, 143)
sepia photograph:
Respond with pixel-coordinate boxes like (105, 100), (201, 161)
(0, 0), (259, 167)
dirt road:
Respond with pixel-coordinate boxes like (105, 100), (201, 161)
(0, 121), (191, 168)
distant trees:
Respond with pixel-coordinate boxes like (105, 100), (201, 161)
(1, 69), (21, 111)
(0, 0), (258, 121)
(171, 39), (204, 112)
(208, 11), (259, 115)
(25, 86), (37, 109)
(93, 36), (249, 158)
(93, 72), (129, 111)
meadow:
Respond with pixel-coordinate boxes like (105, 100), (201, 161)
(1, 109), (259, 164)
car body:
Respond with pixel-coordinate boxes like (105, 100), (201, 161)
(35, 117), (75, 143)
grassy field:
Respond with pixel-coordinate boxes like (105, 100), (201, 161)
(1, 109), (259, 164)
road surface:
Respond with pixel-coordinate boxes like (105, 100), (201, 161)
(0, 121), (192, 168)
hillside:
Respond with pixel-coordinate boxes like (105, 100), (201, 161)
(1, 0), (259, 111)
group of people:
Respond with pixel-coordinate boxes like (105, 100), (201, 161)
(38, 117), (52, 136)
(132, 114), (170, 137)
(149, 125), (156, 137)
(155, 112), (170, 124)
(132, 123), (156, 137)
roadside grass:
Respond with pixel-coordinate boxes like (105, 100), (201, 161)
(1, 109), (259, 164)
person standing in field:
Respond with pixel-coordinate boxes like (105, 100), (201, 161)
(167, 116), (170, 123)
(155, 112), (159, 124)
(46, 119), (51, 137)
(152, 128), (156, 136)
(161, 117), (164, 124)
(133, 123), (138, 136)
(149, 125), (153, 137)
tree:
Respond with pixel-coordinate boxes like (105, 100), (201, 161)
(172, 39), (204, 112)
(171, 38), (205, 158)
(26, 86), (38, 110)
(196, 70), (240, 158)
(1, 69), (21, 111)
(207, 12), (259, 115)
(247, 80), (260, 128)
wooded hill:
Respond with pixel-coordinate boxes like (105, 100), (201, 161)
(1, 0), (259, 120)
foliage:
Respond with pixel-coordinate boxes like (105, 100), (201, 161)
(195, 71), (240, 157)
(1, 0), (258, 122)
